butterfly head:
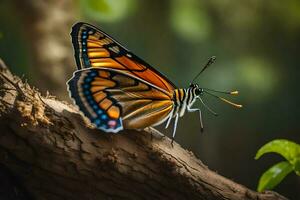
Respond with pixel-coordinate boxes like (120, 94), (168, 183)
(189, 83), (204, 97)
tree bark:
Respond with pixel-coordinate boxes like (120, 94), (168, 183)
(0, 59), (288, 200)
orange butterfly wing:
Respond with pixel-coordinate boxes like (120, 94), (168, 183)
(71, 22), (176, 96)
(67, 68), (174, 131)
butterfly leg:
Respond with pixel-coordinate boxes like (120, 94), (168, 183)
(171, 113), (179, 146)
(187, 107), (204, 132)
(165, 110), (174, 129)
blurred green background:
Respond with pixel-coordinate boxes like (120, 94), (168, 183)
(0, 0), (299, 198)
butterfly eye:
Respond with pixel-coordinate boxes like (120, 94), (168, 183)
(195, 88), (203, 96)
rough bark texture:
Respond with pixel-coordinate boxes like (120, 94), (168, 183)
(12, 0), (77, 100)
(0, 59), (288, 200)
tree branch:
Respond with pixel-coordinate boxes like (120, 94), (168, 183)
(0, 59), (288, 200)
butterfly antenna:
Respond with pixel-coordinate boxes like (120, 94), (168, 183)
(203, 91), (243, 108)
(202, 88), (239, 95)
(191, 56), (216, 83)
(198, 96), (219, 116)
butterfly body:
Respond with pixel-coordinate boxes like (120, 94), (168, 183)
(67, 22), (241, 139)
(173, 86), (202, 117)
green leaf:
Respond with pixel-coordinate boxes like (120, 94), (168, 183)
(255, 139), (300, 169)
(294, 159), (300, 175)
(257, 161), (293, 192)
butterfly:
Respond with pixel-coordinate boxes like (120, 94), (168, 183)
(67, 22), (242, 140)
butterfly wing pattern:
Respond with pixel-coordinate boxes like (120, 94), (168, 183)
(71, 22), (176, 93)
(68, 22), (176, 133)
